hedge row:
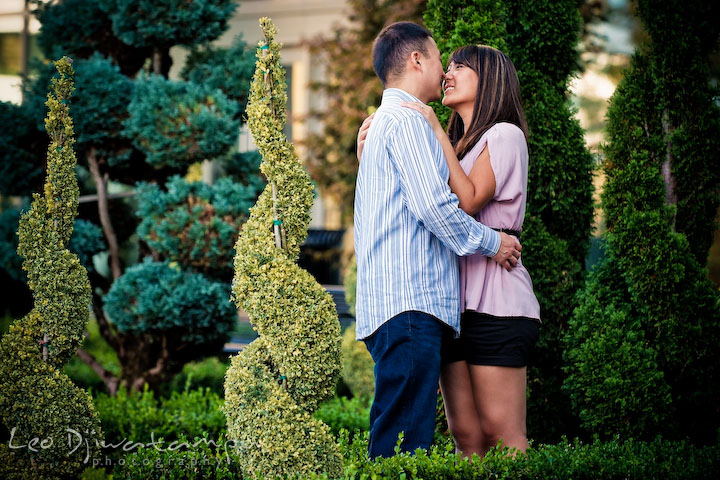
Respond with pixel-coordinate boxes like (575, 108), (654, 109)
(108, 431), (720, 480)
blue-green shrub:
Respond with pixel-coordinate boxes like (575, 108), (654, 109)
(2, 208), (104, 281)
(124, 75), (239, 168)
(221, 150), (264, 183)
(35, 0), (150, 76)
(103, 258), (236, 345)
(69, 219), (106, 272)
(136, 176), (260, 278)
(71, 54), (136, 166)
(0, 207), (25, 283)
(181, 35), (256, 119)
(0, 102), (44, 197)
(104, 0), (237, 49)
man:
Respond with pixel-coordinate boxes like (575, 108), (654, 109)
(353, 21), (522, 459)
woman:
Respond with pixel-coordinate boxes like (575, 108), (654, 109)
(358, 45), (541, 458)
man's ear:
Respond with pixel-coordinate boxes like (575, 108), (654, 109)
(411, 51), (422, 68)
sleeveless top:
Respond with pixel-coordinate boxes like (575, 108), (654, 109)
(458, 122), (541, 321)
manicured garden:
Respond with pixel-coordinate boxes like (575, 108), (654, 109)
(1, 0), (719, 479)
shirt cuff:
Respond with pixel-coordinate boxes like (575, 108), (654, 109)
(485, 226), (501, 257)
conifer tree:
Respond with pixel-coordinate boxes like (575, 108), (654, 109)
(224, 19), (343, 478)
(0, 57), (103, 479)
(564, 0), (720, 442)
(424, 0), (594, 440)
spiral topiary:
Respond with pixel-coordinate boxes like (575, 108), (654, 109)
(0, 57), (103, 479)
(223, 18), (343, 478)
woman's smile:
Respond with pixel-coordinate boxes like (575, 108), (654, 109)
(441, 62), (478, 110)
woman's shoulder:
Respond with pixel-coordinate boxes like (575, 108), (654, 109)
(462, 123), (525, 163)
(486, 122), (525, 141)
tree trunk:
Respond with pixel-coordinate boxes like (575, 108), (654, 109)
(152, 47), (162, 75)
(152, 46), (173, 77)
(90, 289), (120, 351)
(87, 148), (122, 280)
(661, 109), (677, 230)
(76, 347), (120, 395)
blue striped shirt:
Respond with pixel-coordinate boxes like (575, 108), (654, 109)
(354, 88), (501, 340)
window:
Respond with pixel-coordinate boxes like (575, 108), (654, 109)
(0, 33), (43, 76)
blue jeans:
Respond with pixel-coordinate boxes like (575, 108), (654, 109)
(363, 311), (446, 458)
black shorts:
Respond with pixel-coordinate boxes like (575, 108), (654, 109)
(441, 311), (540, 367)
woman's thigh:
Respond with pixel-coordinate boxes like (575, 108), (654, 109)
(468, 365), (527, 433)
(440, 361), (482, 435)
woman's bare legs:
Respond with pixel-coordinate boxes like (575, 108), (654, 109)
(439, 361), (483, 457)
(441, 363), (529, 458)
(469, 365), (528, 455)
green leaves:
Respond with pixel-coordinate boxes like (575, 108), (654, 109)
(0, 57), (103, 478)
(224, 19), (343, 478)
(104, 0), (237, 49)
(103, 258), (236, 345)
(136, 176), (262, 280)
(182, 35), (256, 120)
(425, 0), (594, 442)
(124, 74), (239, 168)
(566, 0), (720, 442)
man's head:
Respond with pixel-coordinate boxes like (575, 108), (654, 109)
(372, 22), (444, 103)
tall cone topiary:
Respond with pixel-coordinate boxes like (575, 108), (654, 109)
(223, 19), (343, 478)
(564, 0), (720, 442)
(0, 57), (103, 479)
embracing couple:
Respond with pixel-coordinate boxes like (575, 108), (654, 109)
(353, 21), (541, 460)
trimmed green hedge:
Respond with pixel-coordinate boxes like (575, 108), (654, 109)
(315, 395), (371, 437)
(108, 430), (720, 479)
(84, 385), (720, 479)
(94, 385), (226, 449)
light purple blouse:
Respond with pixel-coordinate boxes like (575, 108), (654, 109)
(458, 122), (541, 321)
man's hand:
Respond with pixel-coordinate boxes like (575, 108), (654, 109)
(491, 232), (522, 271)
(356, 113), (375, 161)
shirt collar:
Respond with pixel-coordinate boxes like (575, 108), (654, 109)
(381, 88), (422, 104)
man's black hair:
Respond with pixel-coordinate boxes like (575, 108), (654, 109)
(372, 22), (432, 86)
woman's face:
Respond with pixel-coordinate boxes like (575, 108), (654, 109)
(441, 61), (479, 111)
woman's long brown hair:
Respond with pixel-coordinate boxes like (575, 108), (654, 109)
(446, 45), (528, 159)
